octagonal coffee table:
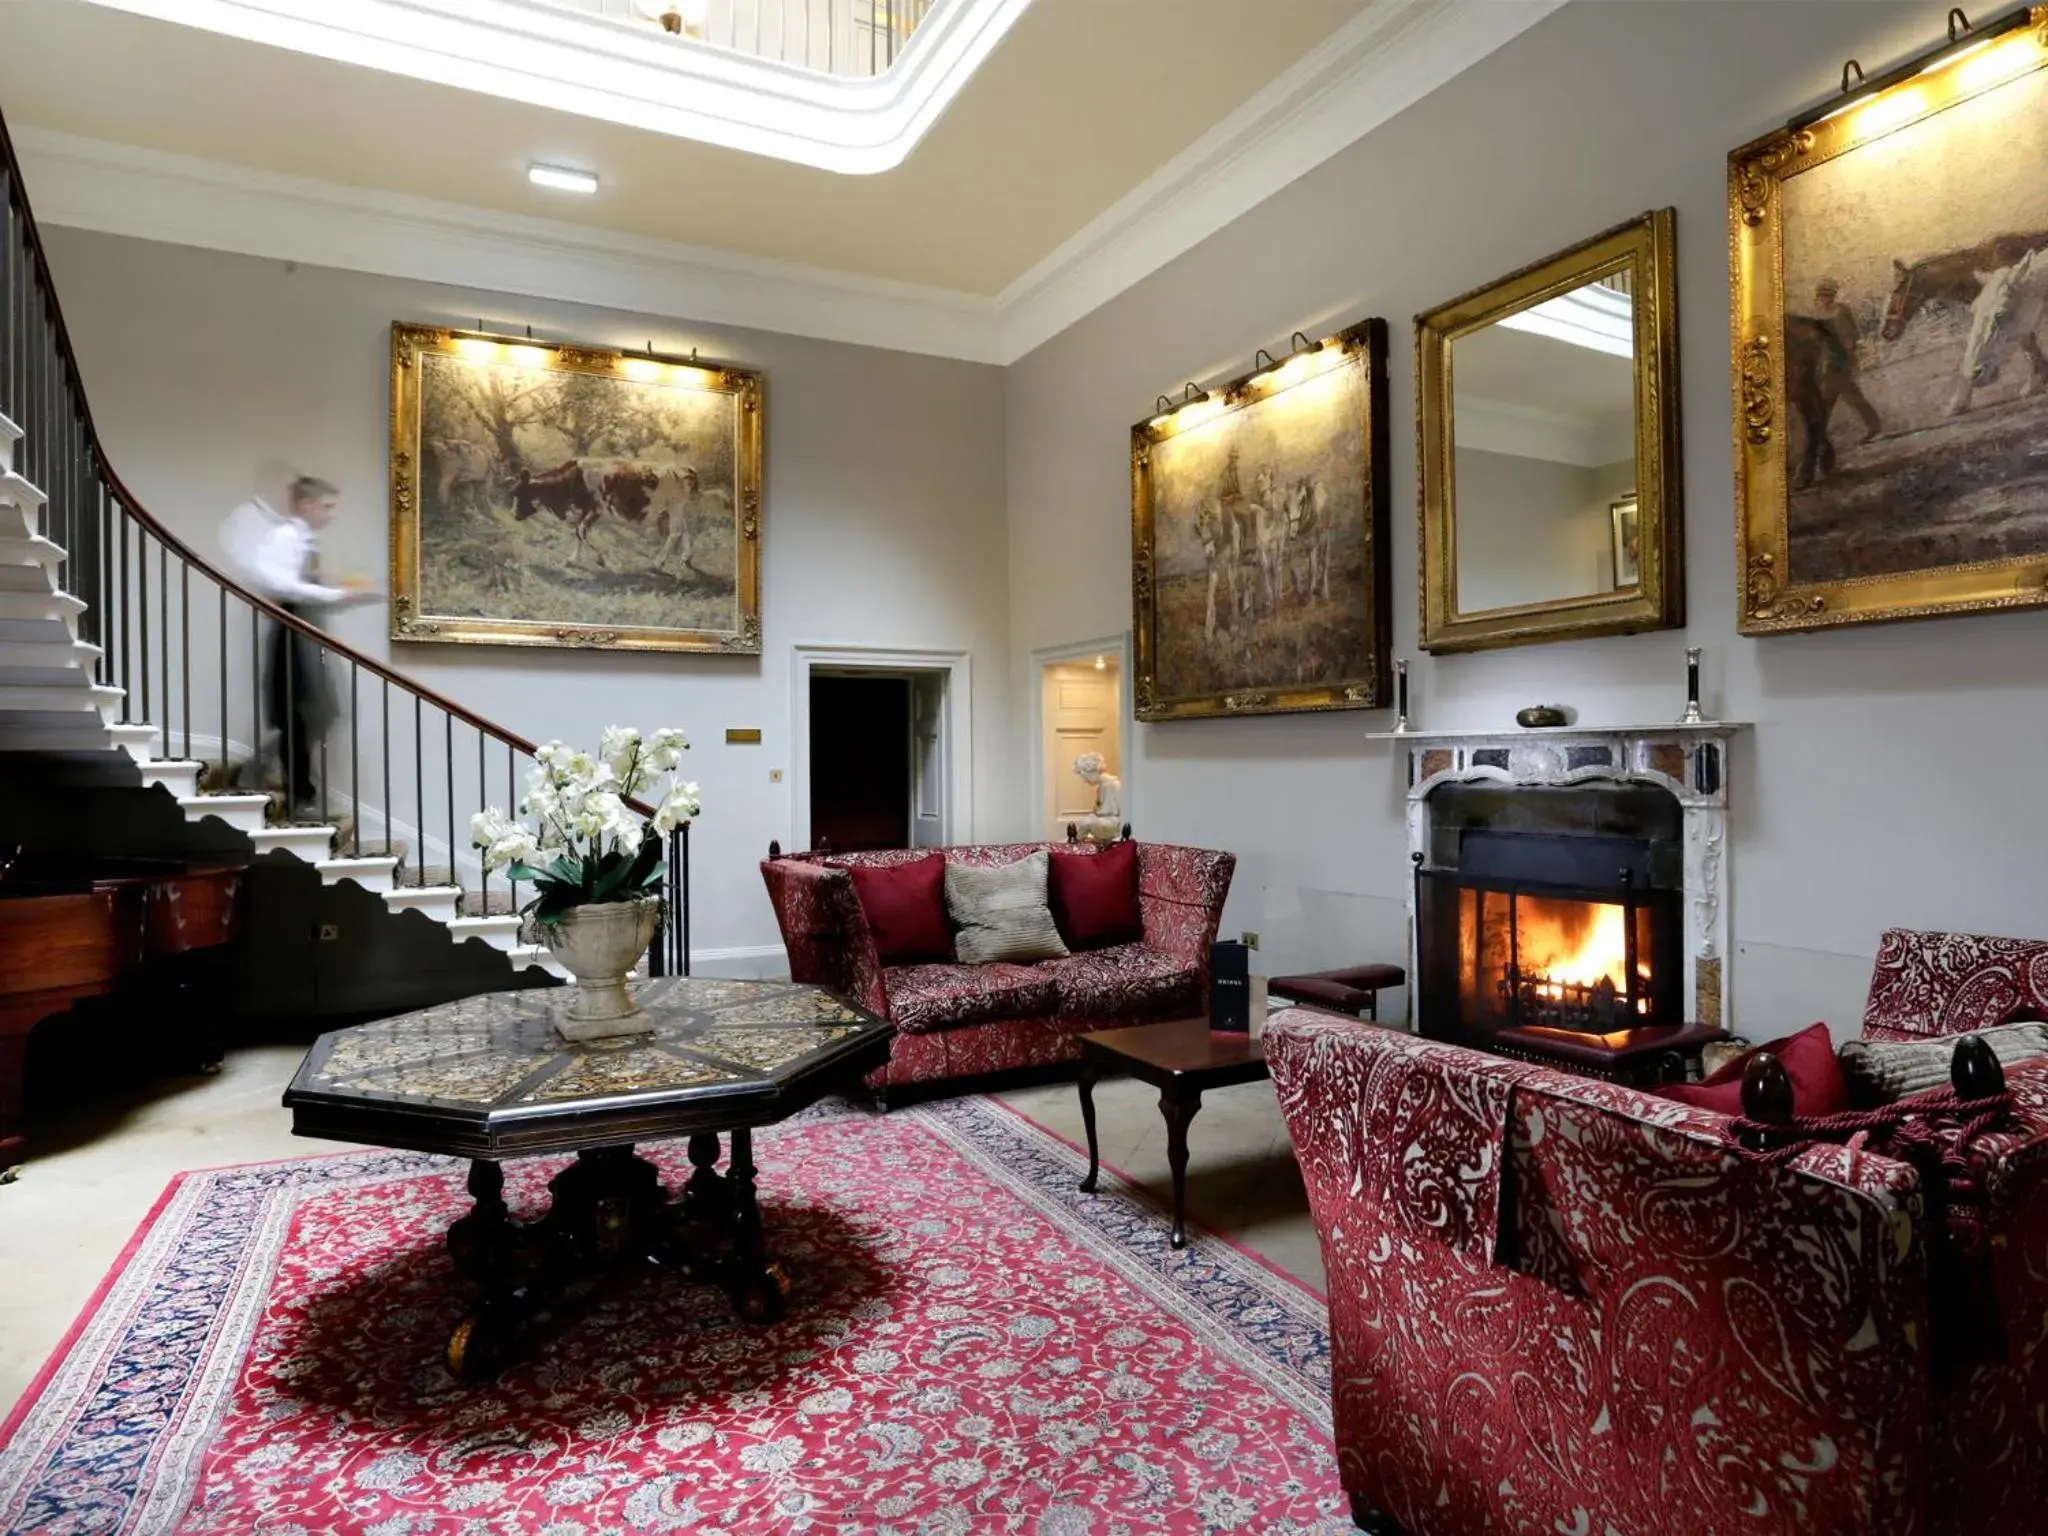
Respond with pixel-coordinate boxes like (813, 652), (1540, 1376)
(283, 975), (892, 1379)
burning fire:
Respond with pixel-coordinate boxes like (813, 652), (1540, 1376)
(1517, 899), (1650, 1014)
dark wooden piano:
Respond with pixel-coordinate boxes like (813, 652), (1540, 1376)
(0, 852), (246, 1180)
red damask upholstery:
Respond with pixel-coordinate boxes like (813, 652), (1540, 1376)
(762, 840), (1234, 1095)
(883, 962), (1059, 1034)
(1272, 932), (2048, 1536)
(1863, 927), (2048, 1041)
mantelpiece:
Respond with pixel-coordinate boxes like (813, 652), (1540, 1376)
(1372, 722), (1749, 1033)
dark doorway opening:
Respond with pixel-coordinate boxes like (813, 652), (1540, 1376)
(808, 674), (911, 852)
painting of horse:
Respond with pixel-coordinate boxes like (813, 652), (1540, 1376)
(1759, 53), (2048, 599)
(1130, 320), (1390, 722)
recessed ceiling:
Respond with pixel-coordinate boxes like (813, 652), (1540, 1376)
(68, 0), (1034, 173)
(0, 0), (1371, 294)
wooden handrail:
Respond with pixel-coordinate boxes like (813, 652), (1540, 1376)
(0, 104), (659, 816)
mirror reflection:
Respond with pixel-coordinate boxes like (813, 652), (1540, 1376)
(1451, 271), (1638, 615)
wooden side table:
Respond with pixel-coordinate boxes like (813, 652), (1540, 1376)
(1075, 1019), (1269, 1250)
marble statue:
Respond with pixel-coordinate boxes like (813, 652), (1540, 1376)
(1072, 751), (1124, 844)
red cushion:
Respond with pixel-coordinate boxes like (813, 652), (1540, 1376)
(1048, 841), (1143, 951)
(1659, 1022), (1849, 1116)
(848, 854), (953, 965)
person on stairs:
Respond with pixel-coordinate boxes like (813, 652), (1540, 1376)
(218, 473), (382, 821)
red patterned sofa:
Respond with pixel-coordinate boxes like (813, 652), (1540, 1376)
(761, 841), (1234, 1099)
(1269, 926), (2048, 1536)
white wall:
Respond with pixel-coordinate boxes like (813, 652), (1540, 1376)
(1003, 0), (2048, 1037)
(1451, 448), (1609, 612)
(43, 227), (1010, 968)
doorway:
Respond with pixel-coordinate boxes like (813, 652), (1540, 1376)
(790, 644), (971, 855)
(808, 674), (911, 852)
(1040, 650), (1122, 842)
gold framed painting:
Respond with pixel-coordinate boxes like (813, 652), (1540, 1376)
(1732, 11), (2048, 634)
(388, 323), (763, 653)
(1130, 318), (1390, 723)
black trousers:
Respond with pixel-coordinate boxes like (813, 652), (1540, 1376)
(264, 604), (331, 808)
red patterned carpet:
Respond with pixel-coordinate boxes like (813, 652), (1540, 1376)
(0, 1098), (1342, 1534)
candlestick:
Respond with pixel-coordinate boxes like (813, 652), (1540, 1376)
(1394, 658), (1410, 732)
(1680, 646), (1705, 724)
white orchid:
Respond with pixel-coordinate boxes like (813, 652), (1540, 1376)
(472, 725), (701, 926)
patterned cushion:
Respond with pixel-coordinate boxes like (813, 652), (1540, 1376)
(1839, 1022), (2048, 1103)
(882, 963), (1060, 1035)
(1032, 943), (1199, 1020)
(943, 851), (1068, 965)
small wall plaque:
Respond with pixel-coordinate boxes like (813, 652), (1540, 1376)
(725, 728), (763, 745)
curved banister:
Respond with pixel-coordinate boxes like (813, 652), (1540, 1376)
(0, 108), (569, 780)
(0, 99), (687, 972)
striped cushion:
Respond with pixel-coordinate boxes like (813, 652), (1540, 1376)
(944, 850), (1069, 966)
(1837, 1022), (2048, 1104)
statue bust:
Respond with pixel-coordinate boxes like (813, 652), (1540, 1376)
(1071, 751), (1123, 843)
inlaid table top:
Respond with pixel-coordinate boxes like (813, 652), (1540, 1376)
(283, 977), (893, 1159)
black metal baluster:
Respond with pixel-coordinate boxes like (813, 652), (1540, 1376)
(118, 505), (130, 720)
(350, 662), (360, 857)
(319, 643), (330, 829)
(444, 712), (454, 900)
(137, 530), (150, 723)
(157, 542), (167, 747)
(476, 728), (486, 918)
(681, 821), (691, 977)
(414, 694), (424, 888)
(283, 618), (297, 819)
(250, 596), (261, 792)
(382, 679), (392, 876)
(218, 582), (226, 778)
(507, 747), (518, 932)
(181, 561), (191, 760)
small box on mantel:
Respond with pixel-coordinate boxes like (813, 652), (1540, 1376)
(725, 728), (763, 745)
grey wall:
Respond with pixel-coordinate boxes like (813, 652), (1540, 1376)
(43, 227), (1011, 969)
(1003, 0), (2048, 1036)
(1451, 448), (1609, 612)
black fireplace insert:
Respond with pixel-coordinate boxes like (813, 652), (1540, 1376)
(1415, 819), (1684, 1046)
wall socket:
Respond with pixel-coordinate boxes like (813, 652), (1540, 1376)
(316, 923), (340, 942)
(1240, 930), (1260, 950)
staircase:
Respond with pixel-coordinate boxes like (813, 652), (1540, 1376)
(0, 106), (690, 1002)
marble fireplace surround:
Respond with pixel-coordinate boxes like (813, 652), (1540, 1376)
(1373, 722), (1749, 1034)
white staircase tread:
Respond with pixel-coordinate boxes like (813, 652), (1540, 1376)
(137, 759), (203, 793)
(0, 413), (19, 444)
(249, 825), (337, 855)
(449, 914), (522, 936)
(0, 681), (120, 712)
(0, 469), (46, 507)
(507, 944), (568, 976)
(0, 533), (65, 567)
(316, 854), (399, 892)
(179, 792), (271, 812)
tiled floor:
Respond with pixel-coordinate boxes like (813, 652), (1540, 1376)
(0, 1042), (1320, 1421)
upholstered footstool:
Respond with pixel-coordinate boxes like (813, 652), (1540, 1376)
(1268, 964), (1406, 1022)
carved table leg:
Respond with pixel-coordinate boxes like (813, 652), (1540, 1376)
(722, 1127), (788, 1324)
(1161, 1086), (1202, 1250)
(1077, 1060), (1101, 1194)
(0, 1017), (32, 1183)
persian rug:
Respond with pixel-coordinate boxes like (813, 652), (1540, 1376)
(0, 1098), (1343, 1535)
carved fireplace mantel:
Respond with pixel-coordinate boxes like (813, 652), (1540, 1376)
(1371, 721), (1749, 1033)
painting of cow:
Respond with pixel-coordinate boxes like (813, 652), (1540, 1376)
(1130, 319), (1390, 722)
(389, 324), (762, 653)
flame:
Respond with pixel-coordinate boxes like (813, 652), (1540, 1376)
(1516, 898), (1651, 1015)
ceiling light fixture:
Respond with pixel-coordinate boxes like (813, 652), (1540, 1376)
(633, 0), (710, 35)
(528, 163), (600, 194)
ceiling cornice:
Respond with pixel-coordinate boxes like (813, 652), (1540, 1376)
(990, 0), (1564, 359)
(13, 0), (1565, 366)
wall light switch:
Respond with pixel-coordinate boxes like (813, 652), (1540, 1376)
(769, 768), (784, 783)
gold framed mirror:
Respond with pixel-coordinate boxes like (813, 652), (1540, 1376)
(1417, 208), (1682, 651)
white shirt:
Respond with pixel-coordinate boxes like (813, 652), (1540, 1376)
(219, 498), (344, 605)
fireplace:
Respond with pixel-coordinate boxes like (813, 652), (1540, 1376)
(1416, 821), (1684, 1044)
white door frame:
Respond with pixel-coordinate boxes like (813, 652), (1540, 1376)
(790, 643), (973, 853)
(1028, 632), (1132, 841)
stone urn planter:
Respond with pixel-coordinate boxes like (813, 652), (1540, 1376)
(542, 899), (661, 1042)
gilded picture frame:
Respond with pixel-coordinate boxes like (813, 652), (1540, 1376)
(388, 323), (763, 654)
(1731, 10), (2048, 634)
(1130, 318), (1391, 723)
(1416, 209), (1683, 652)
